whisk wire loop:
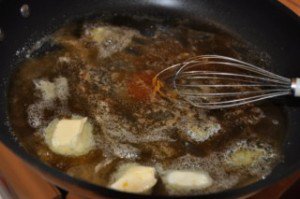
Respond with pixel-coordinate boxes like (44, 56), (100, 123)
(154, 55), (296, 109)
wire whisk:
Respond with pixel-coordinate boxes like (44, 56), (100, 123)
(154, 55), (300, 109)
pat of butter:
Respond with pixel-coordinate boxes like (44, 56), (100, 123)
(52, 118), (87, 148)
(163, 170), (213, 191)
(110, 164), (157, 193)
(44, 117), (94, 156)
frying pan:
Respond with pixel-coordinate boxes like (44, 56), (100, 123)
(0, 0), (299, 198)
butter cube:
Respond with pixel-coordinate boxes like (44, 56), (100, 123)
(110, 164), (157, 193)
(162, 170), (213, 192)
(44, 117), (94, 156)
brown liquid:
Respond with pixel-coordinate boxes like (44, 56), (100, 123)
(8, 15), (286, 195)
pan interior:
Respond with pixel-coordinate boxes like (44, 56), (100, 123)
(7, 13), (288, 196)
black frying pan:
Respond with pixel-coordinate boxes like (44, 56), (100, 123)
(0, 0), (300, 198)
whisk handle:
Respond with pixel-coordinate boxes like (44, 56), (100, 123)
(292, 78), (300, 97)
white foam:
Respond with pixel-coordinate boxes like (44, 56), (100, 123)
(28, 76), (69, 128)
(94, 101), (175, 144)
(84, 25), (139, 58)
(54, 77), (69, 101)
(34, 76), (69, 101)
(27, 101), (54, 128)
(224, 140), (278, 176)
(34, 79), (56, 101)
(185, 122), (221, 142)
(112, 144), (141, 159)
(95, 134), (140, 160)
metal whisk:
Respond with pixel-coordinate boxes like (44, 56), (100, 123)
(154, 55), (300, 109)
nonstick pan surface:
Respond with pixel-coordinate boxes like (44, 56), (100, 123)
(0, 0), (299, 198)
